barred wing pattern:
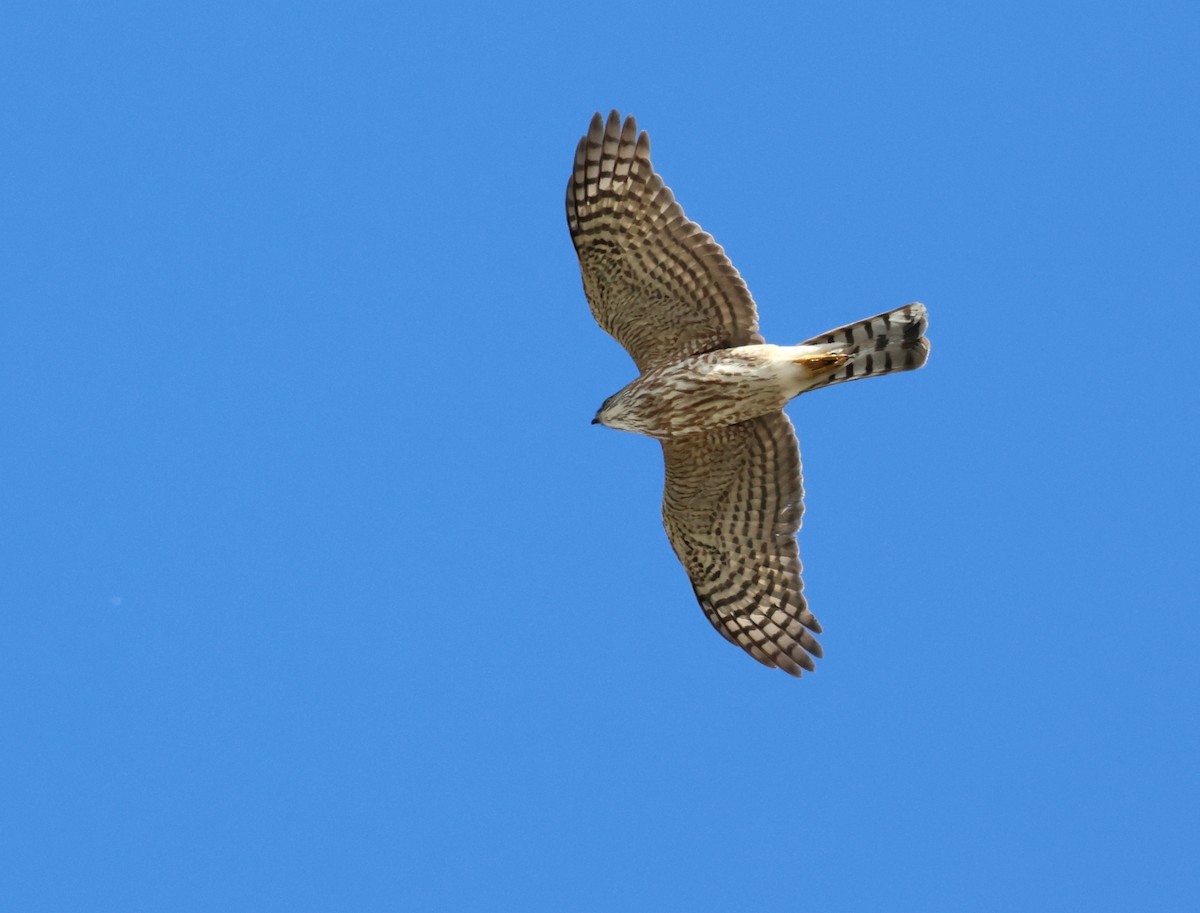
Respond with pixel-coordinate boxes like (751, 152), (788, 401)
(661, 412), (822, 675)
(566, 111), (763, 373)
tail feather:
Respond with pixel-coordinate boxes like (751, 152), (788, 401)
(801, 303), (929, 389)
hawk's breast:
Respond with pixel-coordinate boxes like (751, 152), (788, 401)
(597, 346), (796, 438)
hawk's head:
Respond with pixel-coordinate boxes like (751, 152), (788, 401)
(592, 390), (639, 433)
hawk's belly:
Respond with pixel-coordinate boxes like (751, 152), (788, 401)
(598, 346), (800, 438)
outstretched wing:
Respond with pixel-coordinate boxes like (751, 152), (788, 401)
(660, 412), (822, 676)
(566, 110), (763, 373)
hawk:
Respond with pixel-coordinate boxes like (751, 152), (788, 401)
(567, 111), (929, 676)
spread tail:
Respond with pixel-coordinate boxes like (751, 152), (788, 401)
(800, 303), (929, 389)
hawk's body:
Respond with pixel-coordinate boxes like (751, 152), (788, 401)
(596, 343), (849, 437)
(567, 111), (929, 676)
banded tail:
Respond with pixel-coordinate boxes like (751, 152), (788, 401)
(801, 303), (929, 390)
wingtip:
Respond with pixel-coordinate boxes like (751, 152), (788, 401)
(589, 110), (643, 145)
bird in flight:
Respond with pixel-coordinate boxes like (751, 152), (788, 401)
(567, 111), (929, 676)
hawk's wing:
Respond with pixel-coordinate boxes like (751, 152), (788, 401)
(661, 412), (823, 676)
(566, 111), (764, 373)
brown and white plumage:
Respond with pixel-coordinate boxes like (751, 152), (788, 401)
(566, 111), (763, 374)
(662, 412), (820, 676)
(567, 111), (929, 676)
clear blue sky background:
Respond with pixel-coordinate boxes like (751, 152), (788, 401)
(3, 1), (1197, 910)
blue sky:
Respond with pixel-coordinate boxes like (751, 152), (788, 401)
(3, 1), (1198, 910)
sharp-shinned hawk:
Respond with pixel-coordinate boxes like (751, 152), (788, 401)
(567, 111), (929, 676)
